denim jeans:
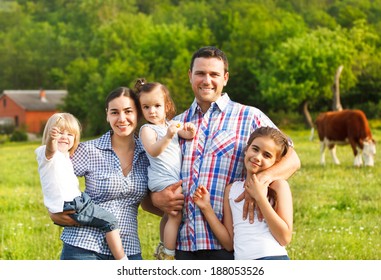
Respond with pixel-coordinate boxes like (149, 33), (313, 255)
(255, 255), (290, 260)
(60, 243), (142, 260)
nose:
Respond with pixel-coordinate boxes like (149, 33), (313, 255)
(60, 131), (69, 138)
(118, 112), (126, 121)
(203, 74), (212, 84)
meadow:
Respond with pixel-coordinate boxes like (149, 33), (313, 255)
(0, 127), (380, 260)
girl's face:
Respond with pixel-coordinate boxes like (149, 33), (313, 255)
(106, 95), (138, 138)
(56, 130), (75, 153)
(244, 136), (279, 174)
(139, 88), (166, 126)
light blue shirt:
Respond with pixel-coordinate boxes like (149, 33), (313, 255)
(139, 122), (181, 192)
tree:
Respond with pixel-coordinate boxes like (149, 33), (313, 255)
(258, 20), (378, 127)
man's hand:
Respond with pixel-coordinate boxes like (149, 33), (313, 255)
(49, 210), (78, 226)
(151, 180), (184, 216)
(235, 173), (269, 223)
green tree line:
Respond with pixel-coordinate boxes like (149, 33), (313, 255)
(1, 0), (380, 135)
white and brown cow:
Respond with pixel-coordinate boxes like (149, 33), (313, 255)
(315, 109), (376, 167)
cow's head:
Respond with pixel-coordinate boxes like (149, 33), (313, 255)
(363, 139), (376, 166)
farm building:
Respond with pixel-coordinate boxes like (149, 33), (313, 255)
(0, 89), (67, 134)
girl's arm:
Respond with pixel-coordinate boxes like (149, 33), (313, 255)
(140, 125), (174, 157)
(193, 185), (234, 251)
(45, 127), (60, 159)
(245, 175), (293, 246)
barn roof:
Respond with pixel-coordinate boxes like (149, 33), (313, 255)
(1, 90), (67, 111)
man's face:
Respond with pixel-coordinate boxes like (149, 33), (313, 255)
(188, 57), (229, 113)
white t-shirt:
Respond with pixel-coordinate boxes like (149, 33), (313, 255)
(229, 181), (288, 260)
(35, 145), (81, 213)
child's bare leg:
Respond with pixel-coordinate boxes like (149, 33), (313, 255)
(105, 229), (127, 260)
(163, 211), (182, 257)
(160, 213), (168, 243)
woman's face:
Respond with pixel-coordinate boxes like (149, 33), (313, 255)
(106, 95), (138, 138)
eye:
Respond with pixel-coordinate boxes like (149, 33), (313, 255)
(263, 152), (273, 159)
(252, 146), (259, 152)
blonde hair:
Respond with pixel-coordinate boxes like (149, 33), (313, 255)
(42, 113), (81, 156)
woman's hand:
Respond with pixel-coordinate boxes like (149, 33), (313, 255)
(49, 210), (78, 226)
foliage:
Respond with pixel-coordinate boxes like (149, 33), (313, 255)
(0, 0), (381, 135)
(258, 20), (378, 113)
(10, 129), (28, 142)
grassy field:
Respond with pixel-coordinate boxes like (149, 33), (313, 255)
(0, 127), (380, 260)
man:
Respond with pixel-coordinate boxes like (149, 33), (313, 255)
(151, 46), (300, 260)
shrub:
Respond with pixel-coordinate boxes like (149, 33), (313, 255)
(10, 130), (28, 142)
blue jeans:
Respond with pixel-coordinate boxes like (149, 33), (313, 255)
(63, 192), (118, 232)
(60, 243), (142, 260)
(256, 255), (290, 260)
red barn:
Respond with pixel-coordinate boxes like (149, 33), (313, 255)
(0, 89), (67, 134)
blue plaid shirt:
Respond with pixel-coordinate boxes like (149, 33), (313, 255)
(60, 131), (149, 256)
(175, 93), (277, 251)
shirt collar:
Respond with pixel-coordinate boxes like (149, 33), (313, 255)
(95, 130), (145, 156)
(189, 92), (230, 117)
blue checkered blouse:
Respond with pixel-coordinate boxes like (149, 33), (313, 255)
(60, 131), (149, 257)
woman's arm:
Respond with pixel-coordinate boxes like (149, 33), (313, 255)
(193, 185), (234, 251)
(141, 194), (164, 217)
(48, 210), (78, 226)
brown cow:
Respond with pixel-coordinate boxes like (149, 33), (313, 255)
(314, 109), (376, 167)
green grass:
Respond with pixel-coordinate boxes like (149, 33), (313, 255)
(0, 128), (380, 260)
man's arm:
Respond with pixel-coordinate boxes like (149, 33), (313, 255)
(150, 181), (184, 216)
(257, 146), (300, 184)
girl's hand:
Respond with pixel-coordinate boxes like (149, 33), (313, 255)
(245, 173), (268, 201)
(183, 122), (196, 135)
(193, 185), (211, 210)
(49, 126), (61, 141)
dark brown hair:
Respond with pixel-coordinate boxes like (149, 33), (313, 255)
(105, 86), (141, 118)
(190, 46), (229, 73)
(134, 78), (176, 120)
(246, 126), (290, 209)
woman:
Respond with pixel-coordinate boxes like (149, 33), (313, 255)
(49, 87), (163, 260)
